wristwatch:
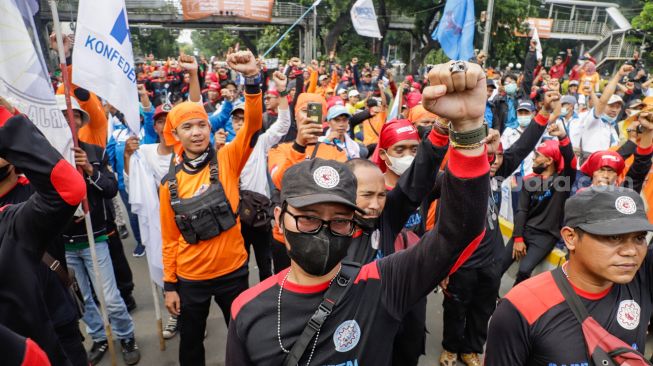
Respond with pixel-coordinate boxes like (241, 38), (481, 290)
(448, 122), (489, 148)
(244, 74), (261, 86)
(279, 89), (290, 97)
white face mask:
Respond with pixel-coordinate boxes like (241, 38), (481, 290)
(561, 107), (568, 116)
(386, 154), (414, 176)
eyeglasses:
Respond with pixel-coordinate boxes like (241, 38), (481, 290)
(283, 210), (355, 237)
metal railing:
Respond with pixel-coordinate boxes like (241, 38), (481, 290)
(551, 19), (611, 36)
(42, 0), (308, 19)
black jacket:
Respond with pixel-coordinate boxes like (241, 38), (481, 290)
(61, 141), (118, 244)
(345, 131), (449, 264)
(0, 115), (86, 365)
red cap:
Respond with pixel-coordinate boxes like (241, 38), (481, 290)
(154, 104), (171, 121)
(327, 96), (345, 109)
(580, 150), (625, 177)
(370, 119), (420, 172)
(208, 83), (220, 91)
(266, 90), (280, 98)
(535, 139), (563, 172)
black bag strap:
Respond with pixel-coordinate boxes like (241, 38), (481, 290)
(42, 252), (72, 287)
(282, 261), (361, 366)
(367, 118), (380, 137)
(167, 151), (219, 204)
(551, 267), (590, 323)
(309, 141), (322, 160)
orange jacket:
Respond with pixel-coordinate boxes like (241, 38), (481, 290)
(268, 142), (348, 243)
(56, 65), (108, 147)
(159, 92), (262, 284)
(362, 112), (388, 146)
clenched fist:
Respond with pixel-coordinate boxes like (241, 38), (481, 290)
(227, 50), (259, 78)
(422, 61), (486, 132)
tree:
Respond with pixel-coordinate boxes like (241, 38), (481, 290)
(190, 29), (239, 59)
(132, 29), (179, 58)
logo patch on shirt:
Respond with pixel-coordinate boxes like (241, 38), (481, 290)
(313, 166), (340, 189)
(616, 300), (640, 330)
(193, 184), (210, 197)
(615, 196), (637, 215)
(333, 320), (361, 353)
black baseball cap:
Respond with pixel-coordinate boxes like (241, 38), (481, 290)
(281, 158), (365, 214)
(564, 186), (653, 235)
(517, 100), (535, 112)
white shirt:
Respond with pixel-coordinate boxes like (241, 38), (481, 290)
(578, 107), (619, 154)
(239, 107), (292, 196)
(125, 144), (171, 288)
(138, 144), (171, 184)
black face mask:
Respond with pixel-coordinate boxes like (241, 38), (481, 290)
(532, 164), (547, 175)
(354, 214), (379, 233)
(416, 125), (432, 140)
(284, 226), (352, 276)
(0, 165), (13, 181)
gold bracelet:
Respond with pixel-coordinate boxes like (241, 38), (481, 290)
(450, 141), (484, 150)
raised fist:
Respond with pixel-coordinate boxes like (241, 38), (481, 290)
(227, 50), (259, 77)
(618, 64), (634, 77)
(221, 89), (235, 102)
(272, 71), (287, 92)
(541, 91), (561, 113)
(178, 54), (198, 72)
(422, 61), (486, 131)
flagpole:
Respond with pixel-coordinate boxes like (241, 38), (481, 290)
(49, 2), (118, 366)
(150, 280), (166, 351)
(262, 0), (321, 57)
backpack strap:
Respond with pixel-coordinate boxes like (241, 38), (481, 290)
(167, 151), (220, 205)
(282, 261), (361, 366)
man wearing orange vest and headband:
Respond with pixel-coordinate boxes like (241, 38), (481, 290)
(158, 51), (262, 366)
(500, 121), (577, 287)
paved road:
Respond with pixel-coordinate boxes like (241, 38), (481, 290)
(89, 235), (653, 365)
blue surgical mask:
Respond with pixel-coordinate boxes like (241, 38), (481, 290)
(505, 83), (517, 95)
(600, 114), (617, 125)
(517, 116), (531, 127)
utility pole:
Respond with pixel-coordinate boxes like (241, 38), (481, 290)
(482, 0), (495, 54)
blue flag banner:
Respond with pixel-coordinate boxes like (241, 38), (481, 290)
(431, 0), (475, 61)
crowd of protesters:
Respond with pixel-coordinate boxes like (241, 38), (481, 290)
(1, 26), (653, 366)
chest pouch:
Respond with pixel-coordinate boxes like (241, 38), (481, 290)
(168, 153), (237, 244)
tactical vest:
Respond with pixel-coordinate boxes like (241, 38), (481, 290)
(167, 153), (237, 244)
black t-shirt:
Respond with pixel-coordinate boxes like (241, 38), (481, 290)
(485, 253), (653, 365)
(226, 151), (490, 365)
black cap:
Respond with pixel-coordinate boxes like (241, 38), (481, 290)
(564, 186), (653, 235)
(486, 79), (496, 88)
(281, 158), (365, 214)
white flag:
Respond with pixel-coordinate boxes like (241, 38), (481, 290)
(0, 0), (74, 164)
(350, 0), (383, 39)
(73, 0), (139, 135)
(531, 26), (543, 61)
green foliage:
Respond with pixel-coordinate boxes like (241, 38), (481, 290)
(632, 2), (653, 31)
(132, 29), (179, 58)
(190, 29), (239, 58)
(256, 26), (298, 59)
(424, 49), (450, 64)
